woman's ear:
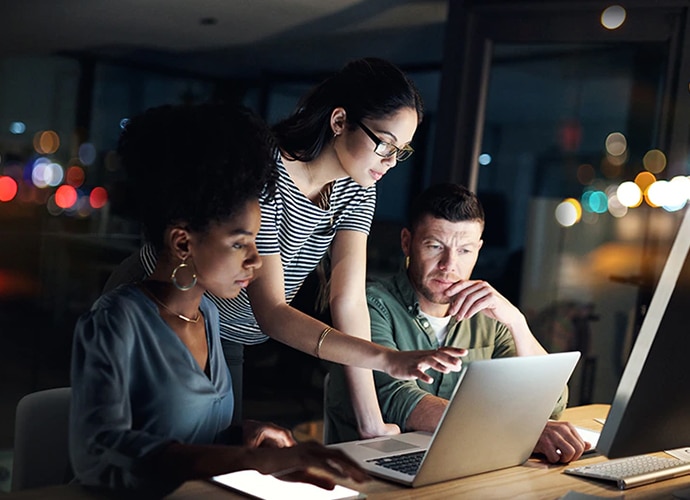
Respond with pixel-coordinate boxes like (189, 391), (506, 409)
(167, 226), (191, 261)
(330, 107), (347, 136)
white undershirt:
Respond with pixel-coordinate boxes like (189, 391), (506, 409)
(420, 311), (453, 345)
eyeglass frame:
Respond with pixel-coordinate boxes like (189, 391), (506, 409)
(356, 121), (414, 162)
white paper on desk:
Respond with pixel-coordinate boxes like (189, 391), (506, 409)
(211, 469), (366, 500)
(666, 447), (690, 461)
(573, 426), (600, 450)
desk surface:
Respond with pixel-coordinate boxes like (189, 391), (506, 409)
(7, 405), (690, 499)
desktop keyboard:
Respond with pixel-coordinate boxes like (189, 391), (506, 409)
(565, 454), (690, 489)
(367, 450), (425, 476)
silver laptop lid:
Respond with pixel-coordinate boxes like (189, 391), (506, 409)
(413, 351), (580, 486)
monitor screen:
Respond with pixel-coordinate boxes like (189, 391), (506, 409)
(597, 207), (690, 458)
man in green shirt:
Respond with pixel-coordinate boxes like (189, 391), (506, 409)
(325, 183), (591, 463)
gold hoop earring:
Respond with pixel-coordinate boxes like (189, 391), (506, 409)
(171, 259), (197, 291)
(405, 256), (410, 269)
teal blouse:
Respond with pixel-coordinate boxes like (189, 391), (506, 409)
(69, 285), (233, 494)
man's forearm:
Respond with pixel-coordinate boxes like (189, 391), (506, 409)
(405, 394), (448, 433)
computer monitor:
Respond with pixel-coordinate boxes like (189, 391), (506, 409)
(597, 206), (690, 459)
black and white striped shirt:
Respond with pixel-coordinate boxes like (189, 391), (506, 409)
(141, 156), (376, 344)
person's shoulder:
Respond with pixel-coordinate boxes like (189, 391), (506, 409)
(366, 274), (400, 310)
(367, 273), (396, 293)
(89, 284), (146, 319)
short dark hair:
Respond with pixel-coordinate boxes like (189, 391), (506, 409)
(407, 183), (485, 232)
(117, 103), (277, 250)
(273, 57), (424, 162)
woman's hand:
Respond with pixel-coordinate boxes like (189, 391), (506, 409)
(255, 441), (370, 490)
(385, 347), (467, 383)
(242, 419), (297, 448)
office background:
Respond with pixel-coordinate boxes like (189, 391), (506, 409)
(1, 0), (689, 492)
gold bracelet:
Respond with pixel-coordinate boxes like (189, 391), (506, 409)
(315, 326), (334, 359)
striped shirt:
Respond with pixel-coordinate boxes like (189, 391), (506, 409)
(141, 156), (376, 344)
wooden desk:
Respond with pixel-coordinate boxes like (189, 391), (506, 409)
(6, 405), (690, 499)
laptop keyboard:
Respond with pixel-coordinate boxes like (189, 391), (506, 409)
(564, 454), (690, 489)
(367, 450), (425, 476)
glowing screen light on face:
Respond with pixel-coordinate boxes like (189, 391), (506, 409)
(0, 176), (18, 202)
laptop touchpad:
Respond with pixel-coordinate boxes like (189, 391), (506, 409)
(359, 439), (419, 453)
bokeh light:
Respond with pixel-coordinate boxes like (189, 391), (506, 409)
(46, 194), (63, 216)
(645, 180), (668, 208)
(601, 155), (625, 178)
(89, 187), (108, 209)
(605, 132), (627, 157)
(76, 195), (93, 217)
(670, 175), (690, 200)
(33, 130), (60, 155)
(78, 143), (97, 166)
(478, 153), (492, 166)
(601, 5), (626, 30)
(659, 177), (689, 212)
(576, 164), (595, 185)
(66, 166), (86, 187)
(607, 194), (628, 218)
(634, 171), (656, 192)
(555, 198), (582, 227)
(55, 185), (78, 209)
(582, 190), (608, 214)
(9, 122), (26, 135)
(617, 181), (643, 208)
(642, 149), (667, 174)
(0, 176), (18, 202)
(31, 159), (64, 188)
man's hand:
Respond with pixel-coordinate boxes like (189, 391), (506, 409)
(242, 419), (297, 448)
(533, 420), (591, 463)
(445, 279), (523, 326)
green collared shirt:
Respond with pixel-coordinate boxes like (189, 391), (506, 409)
(324, 268), (566, 443)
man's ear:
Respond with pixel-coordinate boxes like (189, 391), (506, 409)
(400, 227), (411, 257)
(330, 107), (347, 136)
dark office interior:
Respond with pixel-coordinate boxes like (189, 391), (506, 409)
(1, 0), (689, 494)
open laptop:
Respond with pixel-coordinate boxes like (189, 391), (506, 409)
(329, 351), (580, 487)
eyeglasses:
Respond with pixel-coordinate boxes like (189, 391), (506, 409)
(357, 121), (414, 162)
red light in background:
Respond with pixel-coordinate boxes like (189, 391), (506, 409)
(66, 166), (86, 187)
(89, 187), (108, 209)
(55, 185), (78, 208)
(0, 176), (18, 202)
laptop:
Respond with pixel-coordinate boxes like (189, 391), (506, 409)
(329, 351), (580, 487)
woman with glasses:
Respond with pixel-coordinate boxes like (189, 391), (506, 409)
(119, 58), (465, 440)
